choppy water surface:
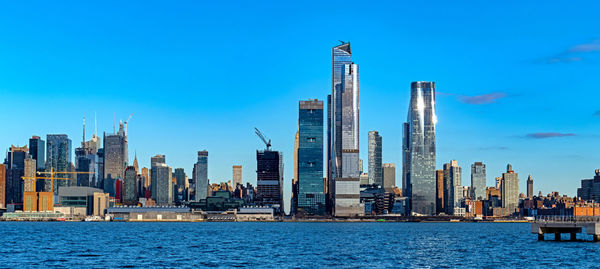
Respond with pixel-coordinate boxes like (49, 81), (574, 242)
(0, 222), (594, 268)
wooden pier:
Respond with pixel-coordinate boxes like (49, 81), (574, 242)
(531, 216), (600, 241)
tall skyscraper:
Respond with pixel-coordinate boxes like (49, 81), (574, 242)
(382, 163), (396, 192)
(471, 162), (486, 200)
(328, 42), (362, 217)
(443, 160), (462, 215)
(368, 131), (383, 187)
(123, 166), (138, 205)
(194, 151), (208, 201)
(28, 136), (45, 171)
(154, 163), (173, 205)
(291, 130), (299, 215)
(46, 134), (72, 193)
(256, 150), (283, 212)
(174, 168), (186, 201)
(435, 169), (444, 214)
(403, 81), (437, 215)
(0, 164), (5, 209)
(142, 167), (150, 189)
(526, 175), (534, 198)
(501, 164), (519, 214)
(103, 122), (128, 195)
(4, 145), (29, 204)
(232, 165), (242, 188)
(75, 117), (100, 188)
(151, 154), (166, 200)
(297, 99), (325, 215)
(23, 157), (36, 192)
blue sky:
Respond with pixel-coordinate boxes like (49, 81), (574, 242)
(1, 1), (599, 205)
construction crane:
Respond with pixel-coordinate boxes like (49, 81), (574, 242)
(254, 127), (271, 151)
(124, 113), (134, 136)
(22, 167), (95, 194)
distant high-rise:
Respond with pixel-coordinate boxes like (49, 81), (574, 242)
(142, 167), (150, 189)
(368, 131), (383, 187)
(0, 164), (5, 208)
(256, 149), (283, 212)
(403, 81), (437, 215)
(297, 99), (325, 215)
(154, 163), (173, 205)
(103, 122), (128, 195)
(232, 165), (242, 188)
(194, 151), (208, 201)
(435, 169), (444, 214)
(328, 42), (362, 217)
(150, 155), (166, 200)
(28, 136), (45, 171)
(123, 166), (138, 205)
(174, 168), (186, 202)
(46, 134), (72, 193)
(24, 157), (36, 192)
(4, 145), (29, 204)
(382, 163), (396, 192)
(501, 164), (519, 214)
(443, 160), (462, 215)
(526, 175), (534, 198)
(471, 162), (486, 200)
(75, 117), (100, 188)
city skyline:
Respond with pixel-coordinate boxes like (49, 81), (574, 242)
(2, 1), (600, 202)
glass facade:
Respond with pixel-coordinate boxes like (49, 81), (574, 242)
(403, 81), (436, 215)
(103, 123), (128, 193)
(297, 99), (325, 215)
(28, 136), (45, 171)
(123, 166), (138, 205)
(368, 131), (382, 186)
(256, 150), (283, 213)
(329, 42), (363, 216)
(46, 134), (72, 194)
(501, 164), (519, 214)
(194, 151), (208, 201)
(471, 162), (486, 200)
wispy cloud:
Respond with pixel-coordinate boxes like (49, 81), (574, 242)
(458, 92), (506, 105)
(543, 39), (600, 64)
(525, 132), (576, 139)
(478, 146), (509, 151)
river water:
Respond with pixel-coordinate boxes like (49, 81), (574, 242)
(0, 222), (594, 268)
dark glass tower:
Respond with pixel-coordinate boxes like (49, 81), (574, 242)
(46, 134), (72, 194)
(297, 99), (325, 215)
(368, 131), (383, 186)
(256, 150), (283, 213)
(28, 136), (45, 171)
(403, 81), (437, 215)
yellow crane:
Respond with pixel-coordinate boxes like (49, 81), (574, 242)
(22, 167), (95, 193)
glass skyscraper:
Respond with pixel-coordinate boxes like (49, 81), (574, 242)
(194, 151), (208, 201)
(123, 166), (138, 205)
(46, 134), (72, 194)
(471, 162), (486, 200)
(403, 81), (436, 215)
(28, 136), (45, 171)
(103, 123), (128, 195)
(368, 131), (382, 186)
(256, 150), (283, 213)
(328, 42), (362, 216)
(297, 99), (325, 215)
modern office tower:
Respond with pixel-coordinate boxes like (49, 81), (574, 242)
(501, 164), (519, 214)
(443, 160), (462, 215)
(403, 81), (437, 215)
(142, 167), (150, 189)
(123, 166), (138, 205)
(232, 165), (242, 188)
(194, 151), (208, 201)
(96, 148), (104, 189)
(297, 99), (325, 215)
(368, 131), (383, 187)
(291, 130), (299, 215)
(256, 150), (284, 212)
(382, 163), (396, 192)
(471, 162), (486, 200)
(46, 134), (72, 193)
(329, 42), (362, 217)
(577, 170), (600, 202)
(154, 163), (173, 205)
(0, 164), (5, 208)
(24, 157), (36, 192)
(150, 154), (166, 200)
(28, 136), (45, 171)
(75, 118), (100, 188)
(174, 168), (186, 201)
(103, 122), (128, 195)
(526, 175), (534, 198)
(5, 145), (29, 204)
(435, 169), (444, 214)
